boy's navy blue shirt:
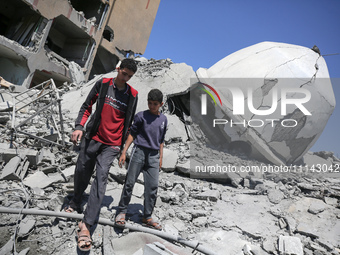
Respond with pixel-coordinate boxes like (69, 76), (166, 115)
(130, 110), (167, 150)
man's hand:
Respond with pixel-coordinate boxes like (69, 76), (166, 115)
(71, 130), (83, 145)
(119, 153), (126, 168)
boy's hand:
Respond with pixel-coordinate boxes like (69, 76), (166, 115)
(119, 153), (126, 168)
(159, 158), (162, 170)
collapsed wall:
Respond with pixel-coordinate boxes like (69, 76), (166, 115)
(0, 0), (160, 89)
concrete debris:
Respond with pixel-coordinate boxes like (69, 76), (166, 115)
(194, 41), (336, 166)
(278, 235), (303, 255)
(0, 55), (339, 255)
(22, 171), (55, 189)
(161, 148), (178, 172)
(0, 1), (160, 88)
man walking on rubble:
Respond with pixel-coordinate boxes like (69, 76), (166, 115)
(65, 58), (138, 252)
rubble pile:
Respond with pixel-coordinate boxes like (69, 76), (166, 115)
(0, 57), (339, 255)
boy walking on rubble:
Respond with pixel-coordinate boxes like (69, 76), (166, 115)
(115, 88), (167, 230)
(65, 59), (138, 251)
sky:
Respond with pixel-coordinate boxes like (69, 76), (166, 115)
(143, 0), (340, 157)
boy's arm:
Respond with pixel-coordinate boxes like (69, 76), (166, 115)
(119, 134), (134, 168)
(159, 142), (164, 169)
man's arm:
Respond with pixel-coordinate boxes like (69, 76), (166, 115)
(71, 80), (101, 145)
(118, 134), (134, 168)
(74, 80), (101, 129)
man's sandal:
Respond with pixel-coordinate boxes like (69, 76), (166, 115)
(77, 222), (92, 251)
(114, 213), (126, 227)
(142, 218), (162, 230)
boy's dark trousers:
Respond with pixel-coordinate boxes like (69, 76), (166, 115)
(118, 145), (160, 219)
(72, 138), (119, 226)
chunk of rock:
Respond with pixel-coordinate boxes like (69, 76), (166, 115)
(23, 171), (54, 189)
(161, 148), (178, 172)
(192, 190), (220, 202)
(267, 189), (285, 204)
(278, 235), (303, 255)
(308, 199), (326, 214)
(18, 217), (36, 237)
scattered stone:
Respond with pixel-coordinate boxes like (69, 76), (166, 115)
(296, 222), (319, 238)
(308, 199), (326, 214)
(278, 235), (303, 255)
(324, 197), (338, 206)
(18, 217), (36, 237)
(192, 190), (220, 202)
(267, 189), (285, 204)
(132, 182), (145, 198)
(262, 237), (277, 254)
(176, 212), (192, 221)
(0, 156), (21, 180)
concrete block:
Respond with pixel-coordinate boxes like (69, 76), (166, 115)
(192, 190), (220, 202)
(23, 171), (54, 189)
(18, 217), (36, 237)
(37, 148), (56, 165)
(164, 114), (187, 143)
(0, 156), (21, 180)
(278, 235), (303, 255)
(0, 143), (38, 167)
(175, 160), (190, 175)
(62, 165), (75, 178)
(161, 149), (178, 172)
(132, 182), (145, 198)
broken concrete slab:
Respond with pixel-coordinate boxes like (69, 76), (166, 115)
(0, 235), (14, 255)
(308, 199), (326, 214)
(175, 160), (190, 175)
(267, 189), (285, 204)
(0, 143), (38, 167)
(18, 217), (36, 237)
(278, 235), (303, 255)
(164, 114), (187, 143)
(0, 156), (21, 180)
(23, 171), (54, 189)
(161, 149), (178, 172)
(110, 232), (192, 255)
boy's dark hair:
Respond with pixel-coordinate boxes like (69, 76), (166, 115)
(120, 58), (137, 73)
(148, 89), (163, 103)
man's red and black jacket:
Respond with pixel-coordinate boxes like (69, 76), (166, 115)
(74, 78), (138, 150)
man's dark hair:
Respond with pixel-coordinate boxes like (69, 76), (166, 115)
(120, 58), (137, 73)
(148, 89), (163, 103)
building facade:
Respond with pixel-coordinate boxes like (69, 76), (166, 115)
(0, 0), (160, 87)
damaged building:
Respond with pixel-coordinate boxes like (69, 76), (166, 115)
(0, 0), (160, 88)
